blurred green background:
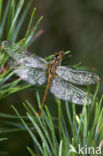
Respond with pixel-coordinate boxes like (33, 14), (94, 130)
(0, 0), (103, 155)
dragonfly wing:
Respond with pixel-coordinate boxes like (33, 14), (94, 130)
(2, 41), (48, 69)
(56, 66), (99, 85)
(11, 62), (47, 85)
(50, 76), (91, 105)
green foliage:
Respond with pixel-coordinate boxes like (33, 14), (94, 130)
(0, 0), (42, 100)
(0, 138), (8, 141)
(0, 0), (103, 156)
(11, 84), (103, 156)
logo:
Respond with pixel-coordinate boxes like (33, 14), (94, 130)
(69, 144), (77, 153)
(69, 144), (101, 155)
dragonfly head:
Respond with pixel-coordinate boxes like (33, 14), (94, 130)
(54, 51), (64, 60)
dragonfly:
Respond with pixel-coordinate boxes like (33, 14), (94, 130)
(2, 41), (99, 116)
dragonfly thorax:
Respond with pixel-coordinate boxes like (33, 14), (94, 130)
(48, 52), (63, 77)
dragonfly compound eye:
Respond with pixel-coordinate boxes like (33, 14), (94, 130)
(55, 51), (64, 59)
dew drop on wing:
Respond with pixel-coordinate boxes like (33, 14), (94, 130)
(11, 63), (47, 85)
(56, 66), (99, 85)
(2, 41), (48, 70)
(50, 76), (92, 105)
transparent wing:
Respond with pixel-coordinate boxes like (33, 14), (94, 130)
(50, 76), (91, 105)
(56, 66), (99, 85)
(2, 41), (48, 69)
(11, 61), (47, 85)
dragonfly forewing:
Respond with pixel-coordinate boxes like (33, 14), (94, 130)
(50, 76), (92, 105)
(56, 66), (99, 85)
(2, 41), (48, 69)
